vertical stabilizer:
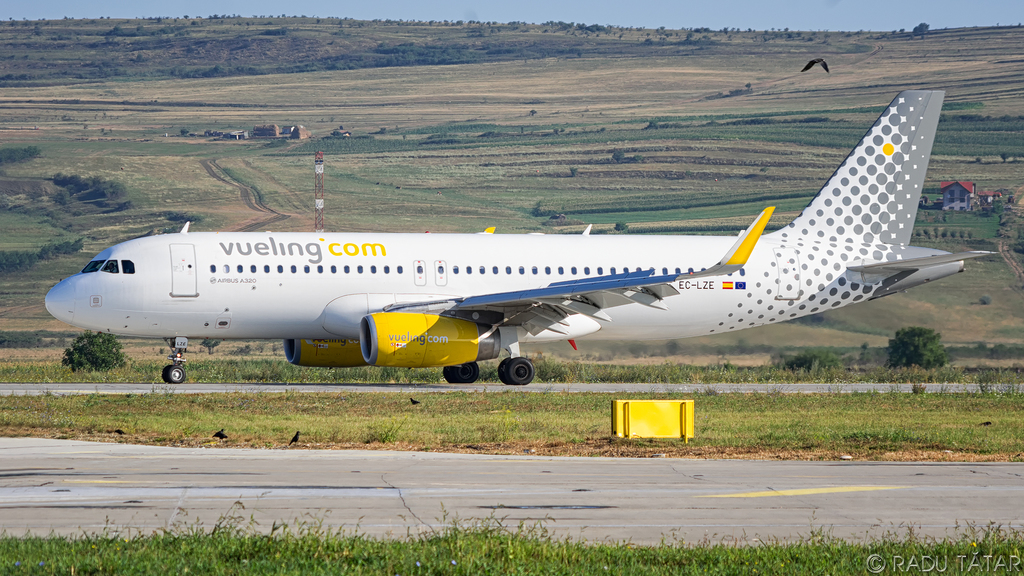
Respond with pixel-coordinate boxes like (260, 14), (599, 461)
(772, 90), (944, 246)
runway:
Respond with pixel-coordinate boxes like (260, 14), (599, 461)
(0, 382), (985, 395)
(2, 438), (1021, 544)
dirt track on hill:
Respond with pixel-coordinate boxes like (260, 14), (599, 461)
(198, 159), (291, 232)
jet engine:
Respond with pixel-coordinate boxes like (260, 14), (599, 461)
(283, 338), (368, 367)
(359, 312), (500, 368)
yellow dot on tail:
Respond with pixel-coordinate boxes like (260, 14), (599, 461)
(883, 143), (894, 156)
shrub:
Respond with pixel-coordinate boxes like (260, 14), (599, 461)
(614, 221), (629, 232)
(61, 331), (126, 372)
(979, 294), (992, 305)
(780, 349), (843, 370)
(887, 327), (947, 369)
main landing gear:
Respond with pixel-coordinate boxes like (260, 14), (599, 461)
(442, 362), (480, 384)
(441, 357), (536, 385)
(497, 357), (535, 386)
(162, 336), (188, 384)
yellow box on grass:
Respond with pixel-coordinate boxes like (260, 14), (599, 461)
(611, 399), (694, 441)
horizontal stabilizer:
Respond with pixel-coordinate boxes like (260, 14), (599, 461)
(848, 251), (993, 274)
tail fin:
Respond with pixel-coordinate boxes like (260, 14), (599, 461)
(771, 90), (944, 246)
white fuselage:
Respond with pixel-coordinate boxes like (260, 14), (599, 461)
(43, 230), (956, 344)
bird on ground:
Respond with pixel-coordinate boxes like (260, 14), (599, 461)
(213, 429), (228, 439)
(801, 58), (829, 73)
(289, 431), (300, 445)
(980, 421), (993, 426)
(113, 429), (125, 435)
(410, 398), (421, 405)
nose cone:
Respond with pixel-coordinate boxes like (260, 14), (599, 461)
(45, 278), (76, 325)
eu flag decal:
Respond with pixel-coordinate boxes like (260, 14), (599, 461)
(736, 282), (747, 290)
(722, 282), (734, 289)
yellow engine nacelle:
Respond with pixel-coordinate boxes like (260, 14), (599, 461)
(283, 338), (368, 367)
(359, 313), (500, 368)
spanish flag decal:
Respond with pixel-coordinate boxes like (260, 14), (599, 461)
(722, 282), (734, 289)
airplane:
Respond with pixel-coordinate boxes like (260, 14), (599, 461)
(45, 90), (991, 386)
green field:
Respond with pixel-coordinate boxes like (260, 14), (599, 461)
(3, 388), (1023, 460)
(1, 19), (1023, 349)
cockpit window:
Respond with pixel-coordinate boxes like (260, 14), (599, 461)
(121, 260), (135, 274)
(101, 260), (119, 274)
(81, 260), (104, 273)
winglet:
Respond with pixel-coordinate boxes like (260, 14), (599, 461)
(582, 224), (592, 236)
(721, 207), (774, 266)
(483, 227), (495, 234)
(180, 221), (191, 234)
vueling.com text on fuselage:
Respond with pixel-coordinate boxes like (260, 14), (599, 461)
(218, 237), (387, 264)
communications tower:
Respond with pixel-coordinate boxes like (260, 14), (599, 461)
(314, 151), (324, 233)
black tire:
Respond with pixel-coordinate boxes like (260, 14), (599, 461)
(442, 362), (480, 384)
(161, 365), (173, 383)
(502, 357), (534, 386)
(166, 365), (186, 384)
(497, 358), (510, 384)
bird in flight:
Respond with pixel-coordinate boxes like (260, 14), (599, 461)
(801, 58), (829, 73)
(410, 398), (421, 405)
(213, 429), (228, 439)
(289, 431), (300, 445)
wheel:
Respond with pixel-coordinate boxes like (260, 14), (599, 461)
(497, 358), (510, 384)
(502, 357), (534, 386)
(442, 362), (480, 384)
(161, 365), (172, 383)
(166, 365), (186, 384)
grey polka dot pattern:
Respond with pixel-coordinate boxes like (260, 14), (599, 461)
(708, 90), (945, 334)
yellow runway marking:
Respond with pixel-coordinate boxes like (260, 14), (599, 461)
(699, 486), (907, 498)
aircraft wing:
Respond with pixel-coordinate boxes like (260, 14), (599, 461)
(847, 251), (994, 274)
(385, 208), (775, 334)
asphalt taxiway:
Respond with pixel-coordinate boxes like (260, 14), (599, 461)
(1, 438), (1020, 543)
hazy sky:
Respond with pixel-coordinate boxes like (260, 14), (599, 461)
(4, 0), (1023, 31)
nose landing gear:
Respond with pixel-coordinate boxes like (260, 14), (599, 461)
(162, 336), (188, 384)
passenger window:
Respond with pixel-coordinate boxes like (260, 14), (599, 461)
(101, 260), (119, 274)
(278, 265), (284, 273)
(358, 265), (364, 274)
(304, 265), (310, 273)
(384, 266), (390, 274)
(417, 265), (424, 274)
(345, 265), (351, 274)
(223, 264), (230, 273)
(531, 266), (538, 275)
(317, 265), (323, 273)
(370, 265), (377, 274)
(250, 265), (257, 273)
(121, 260), (135, 274)
(503, 266), (509, 274)
(518, 266), (524, 275)
(675, 268), (681, 274)
(688, 267), (694, 274)
(291, 265), (297, 273)
(397, 266), (403, 274)
(437, 265), (444, 274)
(544, 266), (551, 275)
(584, 267), (590, 275)
(237, 265), (244, 273)
(662, 267), (668, 275)
(480, 266), (486, 274)
(570, 267), (576, 275)
(210, 264), (216, 273)
(465, 266), (471, 275)
(740, 269), (746, 276)
(453, 266), (459, 274)
(331, 265), (337, 273)
(559, 267), (564, 275)
(610, 267), (616, 275)
(597, 267), (603, 275)
(81, 260), (104, 273)
(264, 265), (270, 273)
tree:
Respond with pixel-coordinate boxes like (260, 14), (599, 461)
(887, 327), (947, 369)
(529, 109), (537, 116)
(569, 167), (578, 177)
(912, 22), (929, 36)
(180, 127), (190, 136)
(1000, 152), (1010, 163)
(200, 338), (221, 355)
(614, 221), (629, 232)
(62, 331), (126, 372)
(611, 149), (625, 163)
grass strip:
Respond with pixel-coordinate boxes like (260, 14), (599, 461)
(0, 516), (1020, 575)
(2, 358), (1024, 386)
(2, 391), (1023, 460)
